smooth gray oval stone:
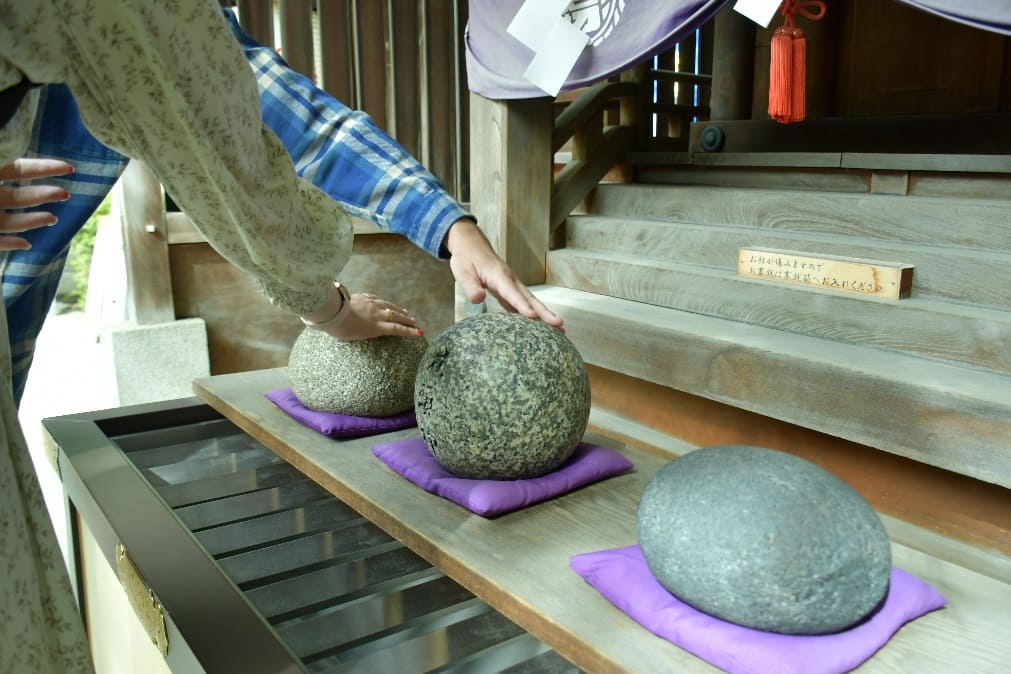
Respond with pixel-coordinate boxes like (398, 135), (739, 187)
(288, 328), (427, 417)
(637, 445), (891, 634)
(414, 313), (590, 479)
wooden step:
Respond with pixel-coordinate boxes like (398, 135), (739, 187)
(530, 284), (1011, 489)
(564, 215), (1011, 310)
(546, 248), (1011, 376)
(586, 184), (1011, 251)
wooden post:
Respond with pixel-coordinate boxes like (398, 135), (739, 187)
(236, 0), (274, 48)
(467, 94), (552, 316)
(278, 0), (315, 80)
(803, 4), (843, 119)
(317, 1), (355, 105)
(120, 161), (174, 325)
(619, 63), (649, 151)
(711, 5), (755, 120)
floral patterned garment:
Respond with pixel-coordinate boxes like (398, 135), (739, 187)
(0, 0), (360, 671)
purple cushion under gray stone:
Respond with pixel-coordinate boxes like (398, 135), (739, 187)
(265, 388), (417, 438)
(371, 437), (633, 516)
(636, 445), (892, 635)
(288, 329), (427, 417)
(414, 313), (591, 480)
(570, 545), (945, 674)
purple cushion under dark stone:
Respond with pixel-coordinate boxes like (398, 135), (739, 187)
(371, 437), (634, 517)
(570, 545), (946, 674)
(265, 388), (416, 438)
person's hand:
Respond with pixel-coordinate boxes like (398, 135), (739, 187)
(0, 158), (74, 251)
(445, 218), (563, 328)
(307, 292), (423, 341)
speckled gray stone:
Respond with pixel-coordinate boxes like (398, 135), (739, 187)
(637, 445), (892, 635)
(288, 328), (428, 417)
(414, 313), (590, 480)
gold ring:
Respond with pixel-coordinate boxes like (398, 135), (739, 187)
(385, 308), (392, 321)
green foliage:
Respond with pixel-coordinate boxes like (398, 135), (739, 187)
(60, 195), (111, 311)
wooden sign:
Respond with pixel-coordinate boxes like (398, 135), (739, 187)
(738, 248), (913, 299)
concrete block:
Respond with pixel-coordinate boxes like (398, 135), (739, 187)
(102, 318), (210, 406)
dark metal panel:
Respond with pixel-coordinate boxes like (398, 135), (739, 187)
(196, 499), (362, 556)
(176, 479), (330, 530)
(46, 397), (566, 673)
(219, 522), (391, 586)
(45, 407), (305, 674)
(247, 547), (439, 621)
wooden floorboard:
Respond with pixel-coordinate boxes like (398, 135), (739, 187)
(194, 368), (1011, 674)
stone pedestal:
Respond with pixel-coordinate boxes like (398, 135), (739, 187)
(101, 318), (210, 406)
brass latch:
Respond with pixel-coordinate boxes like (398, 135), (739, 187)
(116, 543), (169, 656)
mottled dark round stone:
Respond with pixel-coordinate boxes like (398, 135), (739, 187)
(414, 313), (590, 479)
(637, 445), (892, 634)
(288, 328), (427, 417)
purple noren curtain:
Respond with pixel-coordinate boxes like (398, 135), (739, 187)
(466, 0), (730, 99)
(465, 0), (1011, 100)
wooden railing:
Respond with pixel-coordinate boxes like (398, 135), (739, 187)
(233, 0), (470, 201)
(550, 80), (638, 231)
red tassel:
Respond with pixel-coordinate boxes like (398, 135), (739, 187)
(768, 26), (796, 123)
(790, 28), (806, 121)
(768, 1), (825, 125)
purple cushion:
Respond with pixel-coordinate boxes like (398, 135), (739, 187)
(371, 437), (634, 517)
(265, 388), (416, 438)
(570, 545), (946, 674)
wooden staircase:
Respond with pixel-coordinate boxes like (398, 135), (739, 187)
(541, 182), (1011, 490)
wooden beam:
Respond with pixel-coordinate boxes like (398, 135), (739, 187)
(119, 161), (174, 324)
(550, 126), (632, 232)
(278, 0), (314, 79)
(710, 4), (755, 120)
(552, 81), (637, 153)
(236, 0), (274, 48)
(690, 114), (1011, 156)
(317, 0), (355, 105)
(356, 0), (388, 130)
(469, 94), (552, 285)
(388, 0), (420, 157)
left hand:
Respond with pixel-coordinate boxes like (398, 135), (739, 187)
(0, 158), (74, 251)
(445, 218), (563, 329)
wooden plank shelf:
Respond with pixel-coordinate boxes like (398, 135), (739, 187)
(194, 368), (1011, 673)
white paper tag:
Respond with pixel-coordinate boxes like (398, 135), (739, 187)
(521, 20), (589, 97)
(507, 0), (573, 50)
(733, 0), (782, 28)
